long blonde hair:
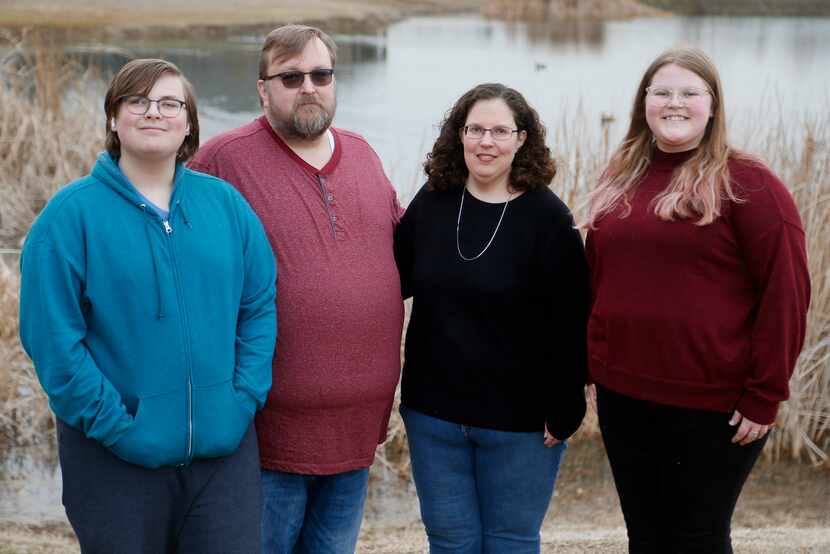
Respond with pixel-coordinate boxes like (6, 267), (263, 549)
(583, 47), (746, 229)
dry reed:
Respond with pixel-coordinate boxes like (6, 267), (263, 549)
(481, 0), (664, 20)
(0, 30), (103, 246)
(0, 36), (826, 471)
(0, 31), (102, 445)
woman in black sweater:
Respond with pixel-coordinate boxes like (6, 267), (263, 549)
(393, 83), (589, 554)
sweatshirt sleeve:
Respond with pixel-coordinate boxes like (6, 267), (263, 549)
(393, 186), (425, 300)
(544, 215), (589, 440)
(232, 192), (278, 415)
(730, 164), (811, 424)
(19, 239), (134, 446)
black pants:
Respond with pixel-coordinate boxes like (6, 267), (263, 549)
(596, 385), (767, 554)
(58, 420), (261, 554)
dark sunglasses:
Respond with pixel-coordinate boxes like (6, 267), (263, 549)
(261, 69), (334, 89)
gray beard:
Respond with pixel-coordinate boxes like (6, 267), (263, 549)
(275, 101), (335, 141)
(292, 109), (332, 139)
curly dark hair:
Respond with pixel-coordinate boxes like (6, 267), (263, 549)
(424, 83), (556, 192)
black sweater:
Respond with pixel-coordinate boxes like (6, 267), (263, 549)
(393, 184), (589, 440)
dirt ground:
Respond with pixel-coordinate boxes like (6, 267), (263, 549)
(2, 440), (828, 553)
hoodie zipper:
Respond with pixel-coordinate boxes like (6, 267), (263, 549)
(161, 217), (195, 464)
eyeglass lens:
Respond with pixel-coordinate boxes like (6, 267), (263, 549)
(277, 70), (334, 89)
(464, 125), (515, 140)
(124, 96), (184, 117)
(647, 87), (708, 105)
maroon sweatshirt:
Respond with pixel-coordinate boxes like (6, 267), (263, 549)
(586, 149), (810, 425)
(191, 117), (404, 474)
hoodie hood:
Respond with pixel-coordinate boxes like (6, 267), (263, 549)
(91, 151), (187, 217)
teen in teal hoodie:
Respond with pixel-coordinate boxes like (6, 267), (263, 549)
(19, 65), (276, 470)
(19, 59), (277, 553)
(20, 150), (276, 468)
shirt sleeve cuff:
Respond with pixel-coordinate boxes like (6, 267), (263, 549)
(546, 393), (587, 441)
(735, 391), (779, 425)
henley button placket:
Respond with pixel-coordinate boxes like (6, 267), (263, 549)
(316, 174), (339, 238)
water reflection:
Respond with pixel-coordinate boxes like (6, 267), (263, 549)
(525, 20), (605, 48)
(36, 33), (388, 115)
(0, 439), (421, 528)
(0, 442), (63, 524)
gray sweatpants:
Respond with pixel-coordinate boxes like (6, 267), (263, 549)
(57, 420), (261, 554)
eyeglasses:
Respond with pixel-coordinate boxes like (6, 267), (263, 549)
(261, 69), (335, 89)
(121, 95), (186, 118)
(645, 86), (711, 105)
(463, 125), (519, 141)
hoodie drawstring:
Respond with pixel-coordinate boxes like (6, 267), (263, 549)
(140, 204), (166, 320)
(178, 200), (192, 229)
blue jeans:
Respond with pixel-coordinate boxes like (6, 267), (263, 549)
(401, 405), (567, 554)
(260, 467), (369, 554)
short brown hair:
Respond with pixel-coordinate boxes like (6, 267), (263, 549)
(258, 24), (337, 79)
(104, 58), (200, 164)
(424, 83), (556, 192)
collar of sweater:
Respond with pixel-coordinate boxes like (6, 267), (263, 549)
(649, 146), (696, 171)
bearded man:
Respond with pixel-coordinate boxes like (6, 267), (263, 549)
(190, 25), (404, 554)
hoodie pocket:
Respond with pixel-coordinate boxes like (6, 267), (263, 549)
(192, 378), (254, 459)
(109, 388), (187, 468)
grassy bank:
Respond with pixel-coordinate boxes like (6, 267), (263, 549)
(639, 0), (830, 16)
(0, 0), (483, 37)
(481, 0), (665, 20)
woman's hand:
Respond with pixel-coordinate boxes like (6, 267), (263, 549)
(729, 410), (770, 446)
(544, 424), (561, 447)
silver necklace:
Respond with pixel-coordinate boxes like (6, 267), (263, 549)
(456, 186), (513, 261)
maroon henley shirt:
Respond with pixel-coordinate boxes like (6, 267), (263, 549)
(191, 117), (404, 474)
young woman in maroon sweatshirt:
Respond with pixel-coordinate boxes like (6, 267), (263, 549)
(583, 47), (810, 553)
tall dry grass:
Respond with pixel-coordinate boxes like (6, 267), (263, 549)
(749, 121), (830, 464)
(0, 30), (103, 245)
(0, 38), (826, 470)
(0, 31), (103, 445)
(0, 257), (52, 445)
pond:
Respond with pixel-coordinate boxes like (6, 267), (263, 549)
(19, 13), (830, 195)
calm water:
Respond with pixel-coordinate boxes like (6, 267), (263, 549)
(2, 12), (830, 525)
(47, 14), (830, 195)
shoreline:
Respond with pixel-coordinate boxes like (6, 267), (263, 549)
(0, 1), (484, 38)
(2, 439), (828, 552)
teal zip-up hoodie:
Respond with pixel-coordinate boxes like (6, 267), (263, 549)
(19, 152), (277, 469)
